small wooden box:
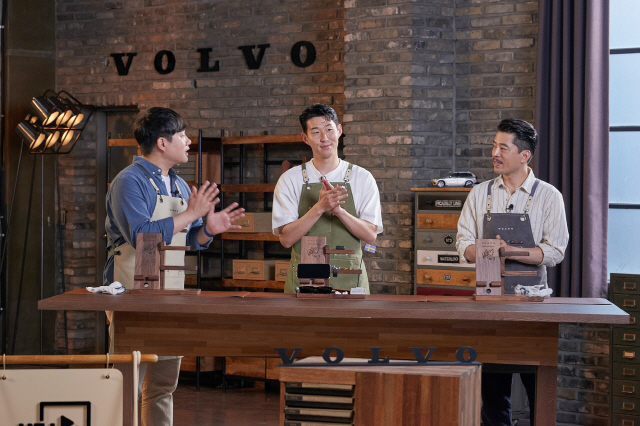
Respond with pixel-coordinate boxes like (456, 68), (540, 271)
(416, 268), (476, 287)
(275, 260), (289, 282)
(230, 212), (272, 233)
(417, 213), (461, 229)
(232, 259), (276, 280)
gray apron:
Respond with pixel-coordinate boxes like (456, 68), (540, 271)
(482, 179), (545, 294)
(284, 162), (369, 294)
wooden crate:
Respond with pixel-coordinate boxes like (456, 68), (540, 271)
(279, 357), (481, 426)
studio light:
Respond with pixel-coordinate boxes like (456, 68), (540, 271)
(16, 90), (94, 154)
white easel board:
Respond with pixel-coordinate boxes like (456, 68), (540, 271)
(0, 368), (123, 426)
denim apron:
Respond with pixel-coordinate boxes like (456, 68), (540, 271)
(482, 179), (545, 294)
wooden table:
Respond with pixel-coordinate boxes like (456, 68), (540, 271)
(39, 290), (628, 426)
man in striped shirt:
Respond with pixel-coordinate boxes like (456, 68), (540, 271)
(456, 118), (569, 426)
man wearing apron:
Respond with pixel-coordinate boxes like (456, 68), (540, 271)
(104, 107), (244, 426)
(272, 104), (383, 294)
(456, 119), (569, 426)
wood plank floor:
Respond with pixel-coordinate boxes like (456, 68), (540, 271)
(174, 382), (280, 426)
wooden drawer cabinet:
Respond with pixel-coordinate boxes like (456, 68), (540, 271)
(232, 259), (276, 280)
(412, 188), (472, 295)
(275, 260), (289, 282)
(417, 213), (460, 229)
(611, 274), (640, 425)
(416, 268), (475, 287)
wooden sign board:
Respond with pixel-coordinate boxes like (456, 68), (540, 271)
(475, 239), (502, 296)
(300, 236), (328, 264)
(134, 233), (161, 290)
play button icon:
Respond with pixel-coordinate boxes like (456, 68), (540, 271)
(61, 415), (74, 426)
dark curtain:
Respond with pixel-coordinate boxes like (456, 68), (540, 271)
(534, 0), (609, 298)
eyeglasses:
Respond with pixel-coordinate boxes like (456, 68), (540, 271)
(298, 286), (333, 294)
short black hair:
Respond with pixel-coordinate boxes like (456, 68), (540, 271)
(134, 107), (186, 156)
(497, 118), (538, 156)
(299, 104), (339, 133)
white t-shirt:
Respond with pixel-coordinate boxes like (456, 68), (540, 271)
(272, 159), (383, 235)
(161, 175), (172, 195)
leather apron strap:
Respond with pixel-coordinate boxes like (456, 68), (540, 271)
(284, 162), (368, 293)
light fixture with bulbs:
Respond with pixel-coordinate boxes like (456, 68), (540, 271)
(15, 89), (94, 154)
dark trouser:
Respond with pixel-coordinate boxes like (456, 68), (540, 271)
(481, 372), (536, 426)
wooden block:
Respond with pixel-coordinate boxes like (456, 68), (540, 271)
(300, 236), (327, 264)
(229, 212), (272, 233)
(475, 239), (502, 296)
(275, 261), (289, 282)
(134, 233), (162, 290)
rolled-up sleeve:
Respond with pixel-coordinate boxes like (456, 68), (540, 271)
(456, 188), (479, 263)
(538, 190), (569, 267)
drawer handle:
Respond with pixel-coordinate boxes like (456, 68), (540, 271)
(623, 402), (636, 411)
(623, 351), (636, 359)
(426, 237), (433, 243)
(624, 299), (637, 308)
(623, 420), (635, 426)
(423, 274), (432, 281)
(624, 333), (637, 342)
(623, 384), (636, 394)
(625, 282), (638, 290)
(462, 276), (470, 282)
(278, 270), (287, 276)
(250, 268), (260, 274)
(623, 368), (636, 376)
(632, 317), (637, 325)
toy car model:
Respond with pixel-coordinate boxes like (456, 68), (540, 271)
(432, 171), (477, 188)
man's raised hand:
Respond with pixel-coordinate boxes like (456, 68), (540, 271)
(204, 202), (245, 236)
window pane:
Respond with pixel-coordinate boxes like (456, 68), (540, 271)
(608, 209), (640, 275)
(610, 132), (640, 204)
(611, 0), (640, 49)
(610, 54), (640, 126)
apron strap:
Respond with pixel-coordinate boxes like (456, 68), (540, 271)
(485, 179), (495, 221)
(301, 162), (310, 185)
(172, 177), (185, 205)
(343, 162), (353, 183)
(522, 179), (541, 219)
(134, 163), (164, 203)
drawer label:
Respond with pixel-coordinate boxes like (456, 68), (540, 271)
(443, 235), (455, 245)
(435, 200), (462, 208)
(438, 254), (460, 264)
(444, 274), (452, 281)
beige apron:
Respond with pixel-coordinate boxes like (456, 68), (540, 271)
(108, 165), (190, 355)
(113, 166), (189, 290)
(284, 162), (369, 294)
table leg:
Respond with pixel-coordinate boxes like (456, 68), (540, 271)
(535, 365), (557, 425)
(115, 363), (134, 426)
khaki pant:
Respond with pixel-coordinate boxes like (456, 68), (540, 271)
(138, 358), (182, 426)
(107, 311), (181, 426)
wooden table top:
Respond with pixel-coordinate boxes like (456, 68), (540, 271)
(38, 289), (629, 324)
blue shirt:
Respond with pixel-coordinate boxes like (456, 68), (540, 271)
(103, 156), (211, 284)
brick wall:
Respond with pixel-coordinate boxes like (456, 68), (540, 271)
(52, 1), (609, 424)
